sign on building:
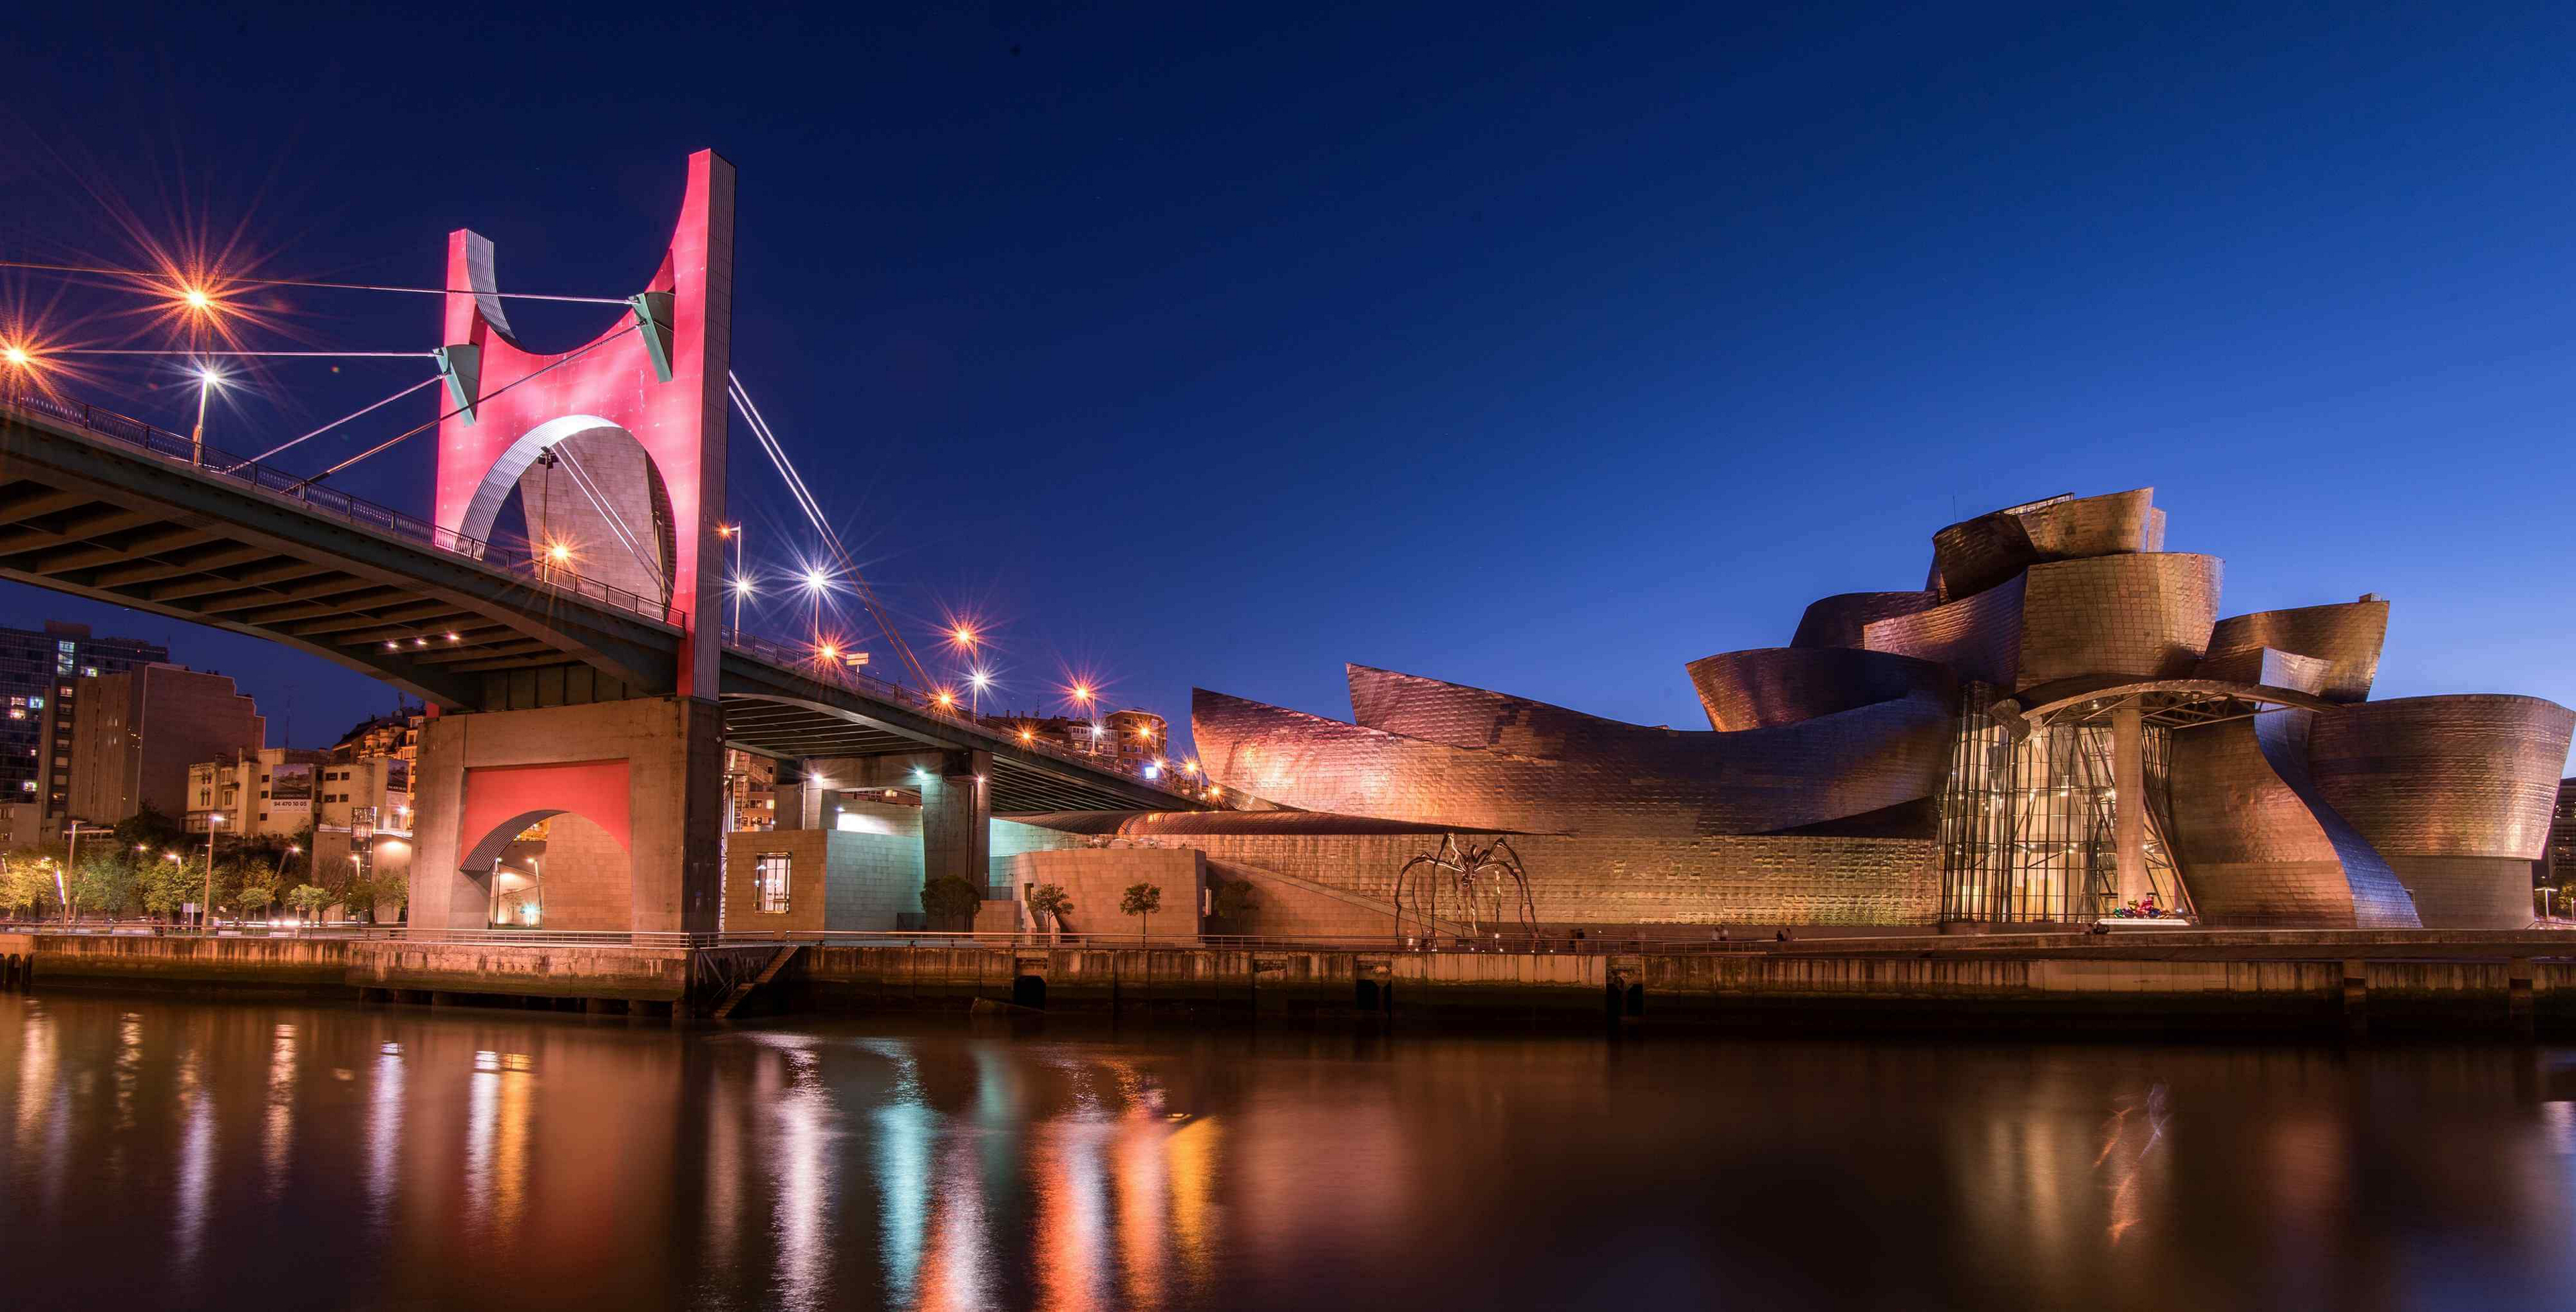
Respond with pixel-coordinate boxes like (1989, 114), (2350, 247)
(270, 761), (314, 816)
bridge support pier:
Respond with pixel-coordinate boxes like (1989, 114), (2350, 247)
(922, 750), (991, 893)
(412, 696), (727, 932)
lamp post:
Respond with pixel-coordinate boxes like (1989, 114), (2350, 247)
(718, 524), (745, 635)
(201, 813), (224, 931)
(189, 366), (223, 468)
(969, 668), (991, 718)
(1070, 685), (1096, 756)
(801, 566), (831, 650)
(62, 819), (101, 929)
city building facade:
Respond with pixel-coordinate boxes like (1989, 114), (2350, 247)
(60, 665), (264, 830)
(186, 747), (330, 838)
(0, 621), (167, 830)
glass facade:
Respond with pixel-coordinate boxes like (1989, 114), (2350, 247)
(1937, 684), (2189, 924)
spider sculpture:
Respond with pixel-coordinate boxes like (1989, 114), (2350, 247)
(1393, 834), (1538, 944)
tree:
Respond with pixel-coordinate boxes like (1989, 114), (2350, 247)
(922, 875), (983, 932)
(0, 855), (56, 918)
(235, 864), (278, 923)
(371, 868), (409, 924)
(1119, 882), (1163, 944)
(1211, 879), (1258, 928)
(137, 859), (193, 921)
(1024, 883), (1072, 940)
(68, 856), (133, 921)
(286, 885), (332, 922)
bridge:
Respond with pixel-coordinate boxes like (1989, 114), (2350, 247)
(0, 149), (1210, 933)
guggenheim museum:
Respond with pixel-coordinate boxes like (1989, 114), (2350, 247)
(1148, 488), (2572, 934)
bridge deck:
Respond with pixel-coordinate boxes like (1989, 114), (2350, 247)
(1, 394), (1210, 814)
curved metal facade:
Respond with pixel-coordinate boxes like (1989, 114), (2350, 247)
(2204, 600), (2389, 704)
(1193, 684), (1949, 838)
(1193, 485), (2571, 928)
(1927, 488), (2161, 601)
(1684, 647), (1949, 732)
(2013, 553), (2222, 690)
(2167, 712), (2418, 928)
(1792, 591), (1939, 649)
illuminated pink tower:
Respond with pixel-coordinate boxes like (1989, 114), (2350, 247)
(429, 150), (734, 698)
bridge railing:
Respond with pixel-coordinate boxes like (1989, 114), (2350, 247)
(5, 390), (676, 625)
(721, 627), (1220, 804)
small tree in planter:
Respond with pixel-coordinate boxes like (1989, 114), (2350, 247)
(1025, 883), (1073, 942)
(1120, 882), (1163, 944)
(286, 884), (332, 925)
(922, 875), (983, 932)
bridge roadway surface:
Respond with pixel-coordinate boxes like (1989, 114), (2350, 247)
(0, 394), (1201, 815)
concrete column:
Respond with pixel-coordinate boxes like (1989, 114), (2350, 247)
(409, 696), (727, 934)
(922, 749), (990, 892)
(2111, 701), (2150, 908)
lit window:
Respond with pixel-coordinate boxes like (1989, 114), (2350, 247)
(755, 853), (792, 914)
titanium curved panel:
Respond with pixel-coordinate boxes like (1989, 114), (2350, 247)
(1682, 647), (1950, 732)
(2012, 553), (2221, 690)
(1792, 591), (1939, 649)
(2165, 712), (2417, 928)
(2203, 601), (2389, 704)
(1860, 574), (2025, 687)
(1928, 488), (2158, 600)
(1345, 664), (1639, 756)
(2382, 857), (2541, 930)
(1193, 686), (1951, 837)
(2307, 695), (2576, 861)
(2192, 646), (2331, 696)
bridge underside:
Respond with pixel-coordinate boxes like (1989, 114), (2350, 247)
(720, 694), (1181, 814)
(0, 404), (680, 709)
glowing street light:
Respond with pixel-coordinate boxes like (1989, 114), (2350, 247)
(800, 565), (833, 645)
(717, 524), (745, 634)
(180, 287), (213, 313)
(189, 364), (226, 468)
(967, 667), (991, 717)
(2, 345), (28, 368)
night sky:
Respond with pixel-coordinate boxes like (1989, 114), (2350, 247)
(5, 4), (2573, 765)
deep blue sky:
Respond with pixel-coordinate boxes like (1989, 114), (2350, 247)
(5, 3), (2573, 764)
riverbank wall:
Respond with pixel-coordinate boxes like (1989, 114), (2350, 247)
(7, 930), (2575, 1035)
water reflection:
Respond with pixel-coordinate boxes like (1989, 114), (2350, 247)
(8, 995), (2576, 1311)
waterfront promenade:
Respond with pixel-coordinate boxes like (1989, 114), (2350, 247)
(5, 924), (2575, 1035)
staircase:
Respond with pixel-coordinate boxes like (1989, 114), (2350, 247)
(708, 945), (802, 1019)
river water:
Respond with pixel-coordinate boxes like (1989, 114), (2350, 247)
(4, 993), (2575, 1309)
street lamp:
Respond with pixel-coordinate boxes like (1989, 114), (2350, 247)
(189, 365), (225, 468)
(718, 524), (746, 635)
(968, 667), (991, 717)
(201, 813), (224, 931)
(801, 566), (831, 646)
(61, 820), (105, 929)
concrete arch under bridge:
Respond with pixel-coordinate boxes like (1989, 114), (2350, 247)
(411, 698), (726, 932)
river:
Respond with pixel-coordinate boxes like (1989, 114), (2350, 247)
(3, 992), (2574, 1309)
